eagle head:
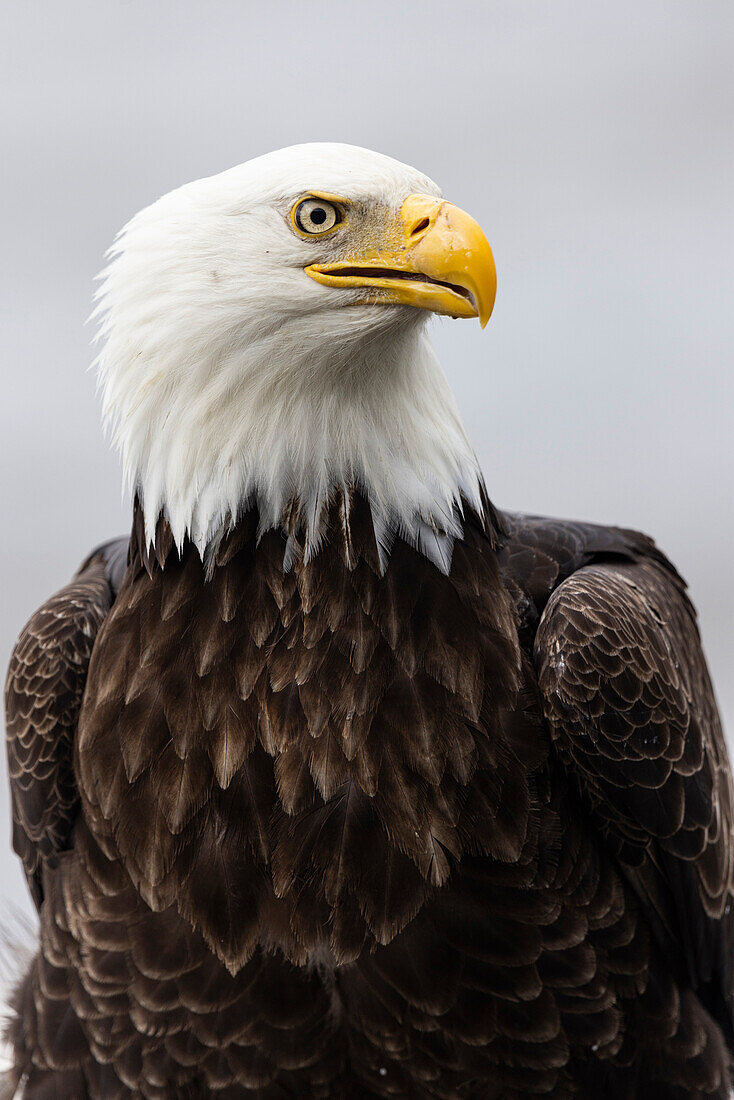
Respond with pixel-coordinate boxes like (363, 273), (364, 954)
(94, 144), (496, 569)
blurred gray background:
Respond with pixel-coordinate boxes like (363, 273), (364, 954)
(0, 0), (732, 927)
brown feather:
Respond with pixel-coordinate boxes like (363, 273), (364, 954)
(4, 505), (734, 1098)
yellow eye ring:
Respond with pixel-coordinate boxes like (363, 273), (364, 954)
(289, 193), (347, 238)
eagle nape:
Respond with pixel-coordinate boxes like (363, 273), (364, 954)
(4, 143), (732, 1100)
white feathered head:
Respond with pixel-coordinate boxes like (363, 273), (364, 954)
(94, 143), (496, 569)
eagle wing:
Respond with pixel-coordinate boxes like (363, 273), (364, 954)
(4, 539), (127, 907)
(534, 554), (734, 1031)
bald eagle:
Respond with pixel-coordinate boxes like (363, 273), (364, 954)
(4, 144), (733, 1099)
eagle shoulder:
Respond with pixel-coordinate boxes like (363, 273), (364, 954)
(531, 540), (734, 1039)
(4, 538), (126, 906)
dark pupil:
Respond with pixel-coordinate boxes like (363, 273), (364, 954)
(310, 207), (327, 226)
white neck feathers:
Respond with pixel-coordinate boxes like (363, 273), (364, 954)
(97, 306), (484, 573)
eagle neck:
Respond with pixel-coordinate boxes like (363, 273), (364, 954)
(112, 320), (486, 575)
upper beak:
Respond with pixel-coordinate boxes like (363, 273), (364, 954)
(305, 194), (497, 328)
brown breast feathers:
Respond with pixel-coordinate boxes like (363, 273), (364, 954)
(75, 496), (541, 973)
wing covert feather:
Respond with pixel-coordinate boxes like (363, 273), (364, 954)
(4, 542), (124, 906)
(534, 558), (734, 1025)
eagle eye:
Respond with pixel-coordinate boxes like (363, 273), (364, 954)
(292, 197), (342, 236)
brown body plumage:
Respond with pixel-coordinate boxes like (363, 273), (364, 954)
(5, 498), (733, 1098)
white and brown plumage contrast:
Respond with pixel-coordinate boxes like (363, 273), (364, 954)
(3, 143), (734, 1098)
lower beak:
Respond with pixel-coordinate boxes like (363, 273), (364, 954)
(305, 194), (496, 328)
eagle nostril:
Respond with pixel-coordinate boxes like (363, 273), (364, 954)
(410, 217), (430, 238)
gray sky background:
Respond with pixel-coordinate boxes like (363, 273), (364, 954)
(0, 0), (732, 924)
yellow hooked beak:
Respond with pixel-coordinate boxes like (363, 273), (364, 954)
(305, 194), (497, 328)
